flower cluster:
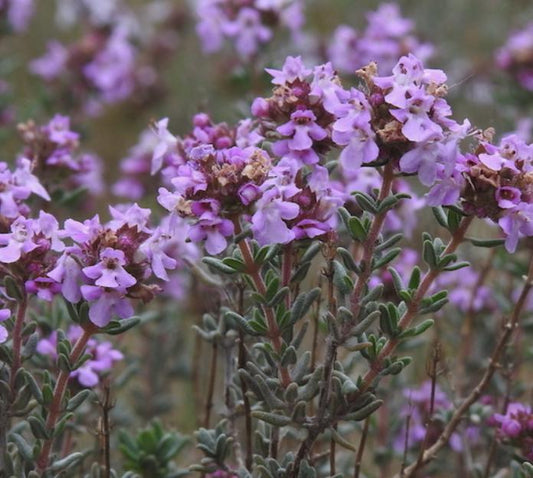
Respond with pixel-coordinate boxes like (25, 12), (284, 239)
(370, 54), (471, 205)
(0, 0), (34, 33)
(460, 133), (533, 252)
(29, 2), (181, 116)
(17, 115), (104, 197)
(328, 3), (433, 75)
(490, 402), (533, 460)
(30, 26), (138, 115)
(195, 0), (304, 59)
(37, 325), (123, 387)
(48, 204), (179, 326)
(496, 22), (533, 91)
(155, 114), (271, 254)
(154, 53), (473, 252)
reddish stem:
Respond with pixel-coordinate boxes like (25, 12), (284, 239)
(37, 324), (96, 474)
(234, 219), (291, 387)
(357, 215), (473, 396)
(10, 294), (28, 392)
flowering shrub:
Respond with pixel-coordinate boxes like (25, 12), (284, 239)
(1, 2), (533, 478)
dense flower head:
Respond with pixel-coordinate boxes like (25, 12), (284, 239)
(459, 133), (533, 252)
(37, 325), (124, 387)
(155, 115), (272, 254)
(328, 3), (433, 75)
(195, 0), (304, 59)
(490, 402), (533, 460)
(496, 22), (533, 91)
(154, 54), (471, 251)
(46, 204), (180, 326)
(17, 116), (104, 197)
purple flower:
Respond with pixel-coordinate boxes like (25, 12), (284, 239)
(45, 114), (79, 146)
(274, 109), (327, 164)
(71, 341), (124, 387)
(188, 213), (234, 255)
(48, 249), (84, 303)
(332, 90), (378, 175)
(81, 285), (134, 327)
(251, 189), (300, 245)
(108, 204), (151, 232)
(0, 217), (39, 264)
(222, 8), (272, 59)
(491, 402), (533, 438)
(390, 89), (442, 142)
(25, 277), (62, 301)
(496, 186), (522, 209)
(29, 41), (68, 80)
(152, 118), (178, 175)
(83, 248), (137, 289)
(498, 202), (533, 253)
(265, 56), (311, 85)
(83, 27), (136, 103)
(37, 326), (123, 387)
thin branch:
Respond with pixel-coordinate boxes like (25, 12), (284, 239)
(397, 251), (533, 478)
(204, 341), (218, 428)
(354, 417), (370, 478)
(37, 323), (97, 474)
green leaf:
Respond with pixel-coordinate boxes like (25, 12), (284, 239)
(202, 257), (237, 274)
(469, 237), (505, 248)
(344, 399), (383, 421)
(398, 319), (434, 339)
(221, 257), (247, 272)
(354, 192), (378, 214)
(103, 316), (141, 335)
(49, 452), (84, 472)
(442, 261), (470, 272)
(408, 266), (421, 290)
(24, 370), (44, 404)
(432, 206), (449, 228)
(66, 389), (92, 412)
(423, 240), (438, 269)
(331, 428), (356, 451)
(28, 415), (50, 439)
(351, 310), (380, 336)
(251, 411), (290, 427)
(373, 248), (401, 270)
(348, 216), (367, 242)
(10, 433), (34, 461)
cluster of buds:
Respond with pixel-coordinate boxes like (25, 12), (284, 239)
(490, 402), (533, 460)
(17, 115), (103, 197)
(459, 133), (533, 252)
(195, 0), (304, 60)
(37, 325), (123, 387)
(496, 21), (533, 91)
(328, 3), (433, 75)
